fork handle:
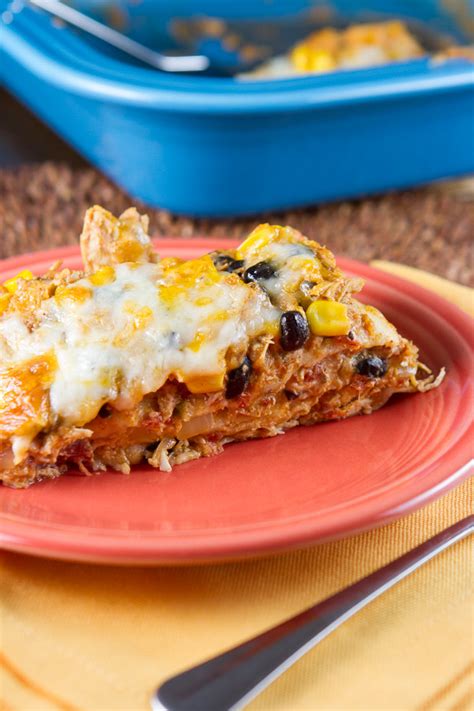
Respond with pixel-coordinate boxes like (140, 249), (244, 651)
(153, 515), (473, 711)
(28, 0), (209, 72)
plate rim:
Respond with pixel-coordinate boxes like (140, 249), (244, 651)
(0, 241), (473, 564)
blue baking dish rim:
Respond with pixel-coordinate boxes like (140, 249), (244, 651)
(2, 8), (473, 113)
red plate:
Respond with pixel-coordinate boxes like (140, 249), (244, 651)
(0, 241), (472, 564)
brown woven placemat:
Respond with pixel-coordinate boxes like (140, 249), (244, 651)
(1, 162), (473, 286)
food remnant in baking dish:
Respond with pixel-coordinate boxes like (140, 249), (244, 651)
(432, 45), (474, 63)
(0, 206), (444, 487)
(239, 20), (471, 78)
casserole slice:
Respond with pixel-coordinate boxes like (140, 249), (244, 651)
(0, 206), (443, 488)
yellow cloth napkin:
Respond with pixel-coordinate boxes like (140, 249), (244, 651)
(1, 264), (473, 711)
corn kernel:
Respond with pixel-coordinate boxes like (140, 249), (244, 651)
(306, 300), (350, 336)
(195, 296), (213, 306)
(89, 266), (115, 287)
(291, 44), (312, 71)
(3, 269), (35, 294)
(264, 320), (280, 338)
(187, 330), (206, 352)
(308, 50), (337, 72)
(211, 310), (228, 322)
(186, 372), (225, 394)
(236, 224), (282, 260)
(291, 44), (336, 73)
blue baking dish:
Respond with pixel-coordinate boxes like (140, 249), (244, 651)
(1, 1), (473, 217)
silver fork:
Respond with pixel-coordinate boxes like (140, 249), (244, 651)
(152, 515), (473, 711)
(28, 0), (210, 73)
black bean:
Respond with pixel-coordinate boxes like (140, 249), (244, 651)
(243, 261), (275, 283)
(280, 311), (310, 351)
(212, 254), (230, 269)
(226, 259), (245, 273)
(211, 254), (245, 274)
(347, 330), (355, 340)
(212, 254), (235, 270)
(284, 389), (299, 400)
(226, 357), (252, 399)
(356, 355), (388, 378)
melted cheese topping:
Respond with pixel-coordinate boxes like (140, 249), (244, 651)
(0, 259), (278, 431)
